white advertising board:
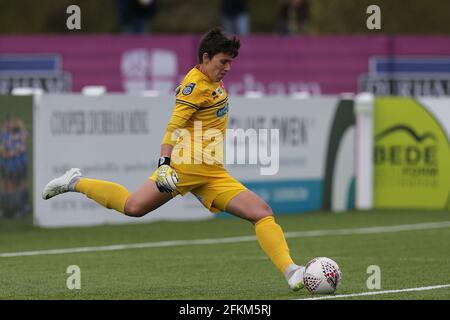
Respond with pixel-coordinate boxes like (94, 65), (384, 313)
(34, 94), (212, 227)
(34, 94), (355, 227)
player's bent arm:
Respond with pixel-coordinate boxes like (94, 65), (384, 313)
(160, 143), (174, 158)
(154, 102), (198, 193)
(161, 103), (198, 146)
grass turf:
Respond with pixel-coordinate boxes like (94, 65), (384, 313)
(0, 210), (449, 300)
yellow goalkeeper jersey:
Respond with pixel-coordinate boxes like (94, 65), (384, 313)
(162, 66), (229, 168)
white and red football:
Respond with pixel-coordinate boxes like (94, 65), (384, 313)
(303, 257), (342, 294)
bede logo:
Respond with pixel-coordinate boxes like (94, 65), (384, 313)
(375, 124), (438, 174)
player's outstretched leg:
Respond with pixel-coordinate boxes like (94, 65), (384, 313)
(42, 168), (82, 200)
(225, 190), (305, 291)
(42, 168), (172, 216)
(42, 167), (130, 213)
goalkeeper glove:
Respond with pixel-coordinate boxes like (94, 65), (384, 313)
(155, 156), (179, 193)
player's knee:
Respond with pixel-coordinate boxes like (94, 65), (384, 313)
(250, 203), (273, 223)
(260, 203), (273, 217)
(124, 198), (150, 217)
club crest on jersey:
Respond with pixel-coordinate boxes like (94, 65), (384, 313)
(182, 83), (196, 95)
(214, 86), (224, 97)
(216, 103), (229, 118)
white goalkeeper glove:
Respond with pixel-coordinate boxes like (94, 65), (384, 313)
(155, 157), (179, 193)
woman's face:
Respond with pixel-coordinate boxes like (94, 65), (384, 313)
(201, 52), (233, 82)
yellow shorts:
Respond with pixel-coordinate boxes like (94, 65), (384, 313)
(150, 163), (247, 213)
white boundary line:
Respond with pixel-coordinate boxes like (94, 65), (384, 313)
(284, 221), (450, 238)
(297, 284), (450, 300)
(1, 221), (449, 258)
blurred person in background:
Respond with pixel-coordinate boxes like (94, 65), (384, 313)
(0, 116), (8, 217)
(278, 0), (310, 35)
(0, 115), (30, 219)
(0, 115), (14, 218)
(115, 0), (159, 34)
(220, 0), (250, 35)
(12, 117), (30, 218)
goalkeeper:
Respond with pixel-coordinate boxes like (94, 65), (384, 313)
(42, 27), (305, 291)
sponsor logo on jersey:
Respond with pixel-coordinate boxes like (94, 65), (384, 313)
(182, 83), (195, 95)
(216, 103), (229, 118)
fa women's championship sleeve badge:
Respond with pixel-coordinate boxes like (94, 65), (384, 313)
(182, 83), (196, 95)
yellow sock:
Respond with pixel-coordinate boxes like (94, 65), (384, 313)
(255, 216), (294, 274)
(75, 178), (130, 214)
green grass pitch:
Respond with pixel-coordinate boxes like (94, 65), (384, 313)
(0, 210), (449, 300)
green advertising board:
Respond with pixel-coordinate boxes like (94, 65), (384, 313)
(374, 98), (450, 210)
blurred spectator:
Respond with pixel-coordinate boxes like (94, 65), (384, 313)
(220, 0), (250, 36)
(116, 0), (159, 34)
(0, 114), (30, 219)
(278, 0), (310, 35)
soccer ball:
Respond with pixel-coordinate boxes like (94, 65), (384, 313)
(303, 257), (342, 294)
